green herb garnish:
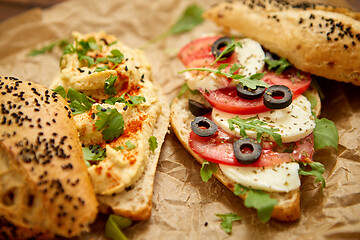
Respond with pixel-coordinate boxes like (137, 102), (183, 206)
(211, 40), (242, 66)
(234, 184), (278, 223)
(303, 90), (318, 110)
(95, 106), (124, 141)
(53, 85), (67, 99)
(200, 160), (218, 182)
(125, 141), (136, 150)
(264, 57), (292, 74)
(82, 145), (106, 166)
(177, 83), (198, 98)
(107, 49), (124, 68)
(148, 136), (158, 153)
(105, 93), (146, 106)
(96, 66), (110, 72)
(313, 118), (339, 150)
(104, 74), (118, 96)
(67, 88), (95, 115)
(141, 4), (204, 48)
(114, 146), (125, 151)
(215, 213), (242, 234)
(28, 39), (70, 56)
(298, 162), (326, 188)
(178, 64), (268, 90)
(105, 214), (132, 240)
(228, 116), (282, 146)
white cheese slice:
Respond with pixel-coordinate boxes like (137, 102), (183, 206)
(219, 162), (300, 192)
(211, 95), (315, 143)
(186, 38), (265, 91)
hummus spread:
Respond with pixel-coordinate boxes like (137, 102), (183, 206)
(51, 32), (162, 195)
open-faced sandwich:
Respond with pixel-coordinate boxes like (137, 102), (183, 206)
(50, 31), (170, 221)
(170, 0), (358, 222)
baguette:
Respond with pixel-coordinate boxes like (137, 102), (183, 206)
(0, 76), (98, 239)
(203, 0), (360, 85)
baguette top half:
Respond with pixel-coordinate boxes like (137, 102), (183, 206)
(203, 0), (360, 85)
(0, 77), (98, 239)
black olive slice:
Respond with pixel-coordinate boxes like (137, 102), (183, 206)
(191, 117), (218, 137)
(188, 99), (212, 116)
(233, 138), (262, 164)
(211, 37), (234, 59)
(236, 83), (265, 100)
(263, 85), (293, 109)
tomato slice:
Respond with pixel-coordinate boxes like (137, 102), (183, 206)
(189, 121), (314, 167)
(200, 68), (311, 114)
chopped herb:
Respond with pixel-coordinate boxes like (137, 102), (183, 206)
(211, 40), (242, 66)
(114, 146), (125, 151)
(83, 145), (106, 166)
(264, 57), (292, 74)
(234, 184), (278, 223)
(52, 86), (66, 99)
(177, 82), (198, 98)
(96, 65), (110, 72)
(105, 214), (132, 240)
(125, 141), (136, 150)
(95, 106), (124, 141)
(67, 88), (95, 115)
(313, 118), (339, 150)
(105, 93), (146, 107)
(228, 116), (282, 146)
(148, 136), (158, 153)
(200, 160), (218, 182)
(104, 74), (118, 96)
(215, 213), (242, 234)
(28, 39), (70, 56)
(298, 162), (326, 188)
(107, 49), (124, 68)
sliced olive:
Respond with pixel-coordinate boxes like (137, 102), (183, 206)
(188, 99), (212, 117)
(263, 85), (293, 109)
(191, 117), (218, 137)
(233, 138), (262, 164)
(236, 83), (265, 100)
(211, 37), (234, 59)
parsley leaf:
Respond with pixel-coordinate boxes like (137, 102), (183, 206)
(178, 65), (269, 90)
(67, 88), (94, 115)
(299, 162), (326, 188)
(211, 40), (242, 66)
(82, 145), (106, 166)
(313, 118), (339, 150)
(114, 146), (125, 151)
(105, 214), (132, 240)
(95, 106), (124, 141)
(215, 213), (242, 234)
(96, 66), (110, 72)
(52, 85), (67, 99)
(28, 39), (70, 56)
(107, 49), (124, 68)
(228, 116), (282, 146)
(148, 136), (158, 153)
(264, 57), (292, 74)
(200, 160), (218, 182)
(104, 74), (118, 96)
(104, 94), (146, 106)
(125, 141), (136, 150)
(177, 83), (198, 98)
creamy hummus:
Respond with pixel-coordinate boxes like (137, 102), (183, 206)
(51, 32), (162, 195)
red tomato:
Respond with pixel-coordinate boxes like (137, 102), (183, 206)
(189, 123), (314, 167)
(201, 68), (311, 114)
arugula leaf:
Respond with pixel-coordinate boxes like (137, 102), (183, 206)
(228, 116), (282, 146)
(298, 162), (326, 188)
(82, 145), (106, 166)
(148, 136), (158, 153)
(104, 74), (118, 96)
(303, 90), (318, 110)
(141, 4), (204, 48)
(313, 118), (339, 150)
(125, 141), (136, 150)
(67, 88), (94, 115)
(200, 160), (218, 182)
(178, 66), (269, 90)
(28, 39), (70, 56)
(95, 106), (124, 141)
(52, 86), (67, 99)
(211, 40), (242, 66)
(105, 214), (132, 240)
(264, 57), (292, 74)
(215, 213), (242, 234)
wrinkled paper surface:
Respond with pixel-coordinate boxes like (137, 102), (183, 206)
(0, 0), (359, 239)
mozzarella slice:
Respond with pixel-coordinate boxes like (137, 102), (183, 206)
(186, 38), (265, 91)
(211, 95), (315, 143)
(219, 162), (300, 192)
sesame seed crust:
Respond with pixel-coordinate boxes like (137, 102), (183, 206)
(204, 0), (360, 85)
(0, 77), (98, 239)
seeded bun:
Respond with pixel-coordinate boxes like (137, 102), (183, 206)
(0, 77), (98, 239)
(203, 0), (360, 85)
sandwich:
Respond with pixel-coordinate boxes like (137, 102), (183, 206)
(170, 0), (357, 222)
(50, 31), (170, 221)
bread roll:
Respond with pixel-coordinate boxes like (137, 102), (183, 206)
(203, 0), (360, 85)
(0, 76), (98, 239)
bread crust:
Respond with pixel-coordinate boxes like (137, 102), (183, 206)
(170, 88), (320, 222)
(203, 0), (360, 85)
(0, 76), (98, 238)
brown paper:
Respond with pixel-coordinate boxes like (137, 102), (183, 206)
(0, 0), (359, 239)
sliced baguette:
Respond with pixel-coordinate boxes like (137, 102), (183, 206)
(170, 87), (320, 222)
(0, 76), (98, 239)
(203, 0), (360, 85)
